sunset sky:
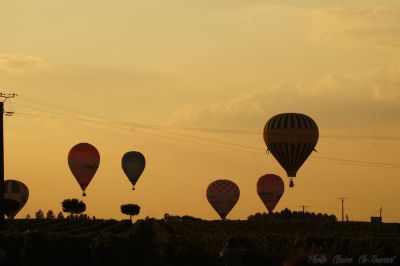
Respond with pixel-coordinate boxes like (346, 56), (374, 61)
(1, 0), (399, 222)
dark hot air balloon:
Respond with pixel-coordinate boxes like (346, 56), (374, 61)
(206, 179), (240, 220)
(121, 151), (146, 190)
(263, 113), (318, 187)
(4, 180), (29, 219)
(68, 143), (100, 196)
(257, 174), (284, 213)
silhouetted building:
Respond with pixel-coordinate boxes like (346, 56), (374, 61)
(371, 216), (382, 224)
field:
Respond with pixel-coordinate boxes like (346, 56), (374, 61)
(0, 214), (399, 266)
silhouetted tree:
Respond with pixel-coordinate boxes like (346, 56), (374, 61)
(25, 214), (31, 219)
(35, 209), (44, 219)
(46, 210), (55, 219)
(62, 199), (86, 218)
(57, 211), (64, 219)
(78, 214), (89, 220)
(120, 204), (140, 221)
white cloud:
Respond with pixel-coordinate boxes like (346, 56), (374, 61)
(310, 7), (400, 47)
(0, 54), (50, 73)
(231, 4), (400, 47)
(166, 67), (400, 129)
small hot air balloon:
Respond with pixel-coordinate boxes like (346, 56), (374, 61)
(206, 179), (240, 220)
(4, 180), (29, 219)
(68, 143), (100, 196)
(121, 151), (146, 190)
(263, 113), (318, 187)
(257, 174), (284, 213)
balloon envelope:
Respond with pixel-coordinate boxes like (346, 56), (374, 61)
(68, 143), (100, 196)
(4, 180), (29, 219)
(121, 151), (146, 190)
(263, 113), (318, 184)
(206, 179), (240, 220)
(257, 174), (284, 213)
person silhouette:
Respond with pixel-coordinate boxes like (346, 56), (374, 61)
(219, 237), (247, 266)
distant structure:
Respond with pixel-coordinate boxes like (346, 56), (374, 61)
(338, 196), (347, 222)
(299, 205), (309, 214)
(371, 207), (383, 224)
(0, 93), (17, 227)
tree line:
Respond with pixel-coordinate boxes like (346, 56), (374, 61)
(23, 199), (141, 221)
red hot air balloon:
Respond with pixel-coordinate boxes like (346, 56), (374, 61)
(257, 174), (284, 213)
(121, 151), (146, 190)
(206, 179), (240, 220)
(68, 143), (100, 196)
(4, 180), (29, 219)
(263, 113), (319, 187)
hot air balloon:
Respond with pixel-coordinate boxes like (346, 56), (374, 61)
(206, 179), (240, 220)
(68, 143), (100, 196)
(122, 151), (146, 190)
(257, 174), (284, 213)
(263, 113), (318, 187)
(4, 180), (29, 219)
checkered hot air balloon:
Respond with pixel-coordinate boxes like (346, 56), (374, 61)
(257, 174), (284, 213)
(4, 180), (29, 219)
(121, 151), (146, 190)
(68, 143), (100, 197)
(263, 113), (319, 187)
(206, 179), (240, 220)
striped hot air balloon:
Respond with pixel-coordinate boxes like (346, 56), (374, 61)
(206, 180), (240, 220)
(68, 143), (100, 196)
(257, 174), (284, 213)
(263, 113), (318, 187)
(4, 180), (29, 219)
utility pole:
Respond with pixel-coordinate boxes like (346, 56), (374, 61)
(338, 196), (347, 222)
(299, 205), (309, 214)
(0, 93), (16, 228)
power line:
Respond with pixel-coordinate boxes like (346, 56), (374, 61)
(310, 157), (400, 169)
(13, 113), (264, 155)
(323, 134), (400, 141)
(15, 95), (400, 140)
(313, 156), (400, 168)
(13, 112), (400, 169)
(11, 95), (400, 169)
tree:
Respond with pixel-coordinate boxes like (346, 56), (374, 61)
(120, 204), (140, 221)
(35, 209), (44, 219)
(62, 199), (86, 218)
(78, 214), (89, 220)
(57, 211), (64, 219)
(46, 210), (55, 219)
(25, 214), (31, 219)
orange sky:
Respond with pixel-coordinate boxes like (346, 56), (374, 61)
(1, 0), (400, 222)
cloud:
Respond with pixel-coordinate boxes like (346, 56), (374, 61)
(0, 54), (50, 72)
(310, 7), (400, 47)
(232, 4), (400, 48)
(166, 67), (400, 129)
